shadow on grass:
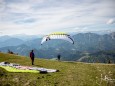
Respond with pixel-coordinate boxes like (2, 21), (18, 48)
(33, 65), (43, 67)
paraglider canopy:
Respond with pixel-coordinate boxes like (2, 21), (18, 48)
(41, 32), (74, 45)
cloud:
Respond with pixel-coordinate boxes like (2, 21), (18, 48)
(93, 0), (115, 17)
(107, 19), (115, 24)
(0, 0), (6, 12)
(0, 0), (115, 35)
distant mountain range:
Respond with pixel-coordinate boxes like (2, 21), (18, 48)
(0, 36), (24, 48)
(0, 32), (115, 63)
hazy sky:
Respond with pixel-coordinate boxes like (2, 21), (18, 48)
(0, 0), (115, 35)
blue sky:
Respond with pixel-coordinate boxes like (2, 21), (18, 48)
(0, 0), (115, 35)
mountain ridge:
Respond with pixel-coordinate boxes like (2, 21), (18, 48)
(0, 32), (115, 62)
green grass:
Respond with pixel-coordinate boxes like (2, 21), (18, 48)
(0, 52), (115, 86)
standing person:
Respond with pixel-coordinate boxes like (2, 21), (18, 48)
(57, 54), (61, 61)
(30, 50), (35, 65)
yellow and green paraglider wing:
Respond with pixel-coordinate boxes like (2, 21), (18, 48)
(41, 32), (74, 45)
(0, 66), (39, 73)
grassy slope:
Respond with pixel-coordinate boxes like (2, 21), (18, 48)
(0, 52), (115, 86)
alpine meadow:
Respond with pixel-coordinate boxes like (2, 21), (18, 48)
(0, 53), (115, 86)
